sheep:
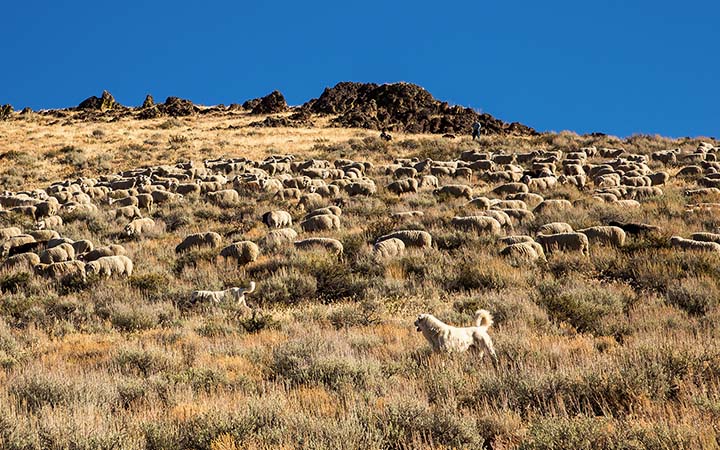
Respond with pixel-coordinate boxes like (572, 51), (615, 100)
(536, 232), (590, 256)
(1, 235), (35, 257)
(466, 197), (491, 210)
(390, 211), (424, 220)
(136, 193), (154, 211)
(626, 186), (663, 200)
(0, 227), (22, 240)
(262, 211), (293, 228)
(608, 220), (661, 235)
(175, 232), (223, 253)
(491, 199), (528, 210)
(690, 232), (720, 244)
(207, 189), (239, 205)
(305, 206), (342, 218)
(39, 243), (75, 264)
(312, 185), (341, 198)
(648, 171), (670, 186)
(114, 205), (143, 220)
(480, 210), (513, 230)
(344, 181), (376, 196)
(37, 216), (63, 230)
(377, 230), (432, 248)
(499, 235), (535, 245)
(669, 236), (720, 253)
(537, 222), (574, 235)
(451, 216), (502, 235)
(433, 184), (473, 200)
(492, 183), (528, 196)
(71, 240), (94, 255)
(387, 178), (419, 195)
(523, 176), (558, 192)
(419, 175), (439, 189)
(533, 199), (573, 215)
(34, 260), (86, 281)
(294, 238), (344, 256)
(500, 242), (545, 262)
(298, 193), (324, 210)
(219, 241), (260, 265)
(394, 167), (418, 178)
(300, 214), (340, 232)
(191, 282), (256, 306)
(85, 255), (134, 277)
(274, 188), (302, 201)
(29, 230), (59, 241)
(260, 228), (298, 249)
(578, 226), (626, 247)
(2, 252), (41, 270)
(151, 190), (183, 204)
(124, 218), (156, 237)
(507, 192), (545, 209)
(373, 238), (405, 259)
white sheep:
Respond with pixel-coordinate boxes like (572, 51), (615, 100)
(451, 216), (502, 236)
(39, 243), (75, 264)
(294, 238), (344, 256)
(219, 241), (260, 265)
(537, 222), (574, 235)
(124, 218), (155, 237)
(536, 232), (590, 256)
(85, 255), (134, 277)
(261, 228), (298, 249)
(500, 242), (545, 262)
(175, 232), (223, 253)
(300, 214), (340, 232)
(669, 236), (720, 253)
(373, 238), (406, 259)
(191, 281), (256, 306)
(377, 230), (432, 248)
(262, 211), (293, 228)
(578, 226), (626, 247)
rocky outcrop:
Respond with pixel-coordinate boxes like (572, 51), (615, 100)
(245, 90), (288, 115)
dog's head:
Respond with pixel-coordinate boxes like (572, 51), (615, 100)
(414, 314), (429, 332)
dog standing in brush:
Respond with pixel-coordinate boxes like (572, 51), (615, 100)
(414, 309), (498, 364)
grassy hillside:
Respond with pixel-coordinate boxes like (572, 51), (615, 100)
(0, 111), (719, 449)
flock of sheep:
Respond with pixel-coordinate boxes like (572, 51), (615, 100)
(1, 139), (720, 325)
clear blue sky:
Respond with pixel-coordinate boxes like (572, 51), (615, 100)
(2, 0), (718, 138)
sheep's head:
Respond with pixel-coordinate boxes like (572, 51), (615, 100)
(414, 314), (429, 332)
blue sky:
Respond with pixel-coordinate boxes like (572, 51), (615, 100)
(2, 0), (718, 138)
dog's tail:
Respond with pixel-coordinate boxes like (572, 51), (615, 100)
(475, 309), (493, 328)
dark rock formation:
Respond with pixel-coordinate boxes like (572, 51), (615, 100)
(77, 90), (119, 111)
(245, 90), (288, 115)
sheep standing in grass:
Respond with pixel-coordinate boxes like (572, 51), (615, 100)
(578, 226), (626, 247)
(690, 232), (720, 244)
(34, 260), (86, 281)
(294, 238), (344, 257)
(387, 179), (419, 195)
(85, 255), (134, 277)
(124, 218), (155, 237)
(219, 241), (260, 265)
(80, 244), (126, 262)
(533, 199), (572, 215)
(537, 222), (574, 235)
(499, 235), (535, 245)
(305, 206), (342, 218)
(500, 242), (546, 262)
(191, 281), (256, 306)
(262, 211), (293, 228)
(536, 232), (590, 256)
(39, 243), (75, 264)
(175, 232), (223, 253)
(433, 184), (473, 200)
(114, 205), (142, 220)
(2, 252), (41, 270)
(300, 214), (340, 232)
(451, 216), (502, 236)
(261, 228), (298, 249)
(373, 237), (405, 259)
(0, 227), (23, 240)
(669, 236), (720, 253)
(377, 230), (432, 248)
(37, 216), (63, 230)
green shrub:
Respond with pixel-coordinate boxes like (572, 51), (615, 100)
(254, 268), (317, 305)
(666, 276), (719, 316)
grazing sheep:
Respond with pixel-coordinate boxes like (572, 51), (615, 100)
(1, 235), (35, 257)
(294, 238), (344, 256)
(394, 167), (418, 178)
(491, 199), (528, 210)
(391, 211), (424, 220)
(47, 237), (74, 249)
(500, 208), (535, 225)
(419, 175), (439, 189)
(536, 232), (590, 256)
(80, 244), (127, 262)
(344, 181), (377, 196)
(433, 184), (473, 200)
(523, 176), (559, 192)
(34, 260), (86, 281)
(387, 178), (419, 195)
(39, 243), (75, 264)
(467, 197), (491, 210)
(85, 255), (134, 277)
(261, 228), (298, 249)
(114, 205), (143, 220)
(499, 235), (535, 245)
(300, 214), (340, 232)
(537, 222), (574, 235)
(669, 236), (720, 253)
(262, 210), (293, 228)
(191, 282), (256, 306)
(414, 310), (497, 362)
(71, 239), (94, 255)
(578, 226), (626, 247)
(648, 171), (670, 186)
(175, 232), (223, 253)
(219, 241), (260, 265)
(507, 192), (545, 209)
(37, 216), (63, 230)
(614, 199), (642, 208)
(500, 242), (546, 262)
(29, 230), (59, 241)
(207, 189), (240, 205)
(481, 210), (513, 230)
(298, 193), (324, 210)
(2, 252), (41, 270)
(608, 220), (661, 235)
(274, 188), (302, 201)
(451, 216), (502, 236)
(492, 182), (528, 196)
(136, 193), (154, 211)
(533, 199), (573, 215)
(377, 230), (432, 248)
(373, 238), (406, 259)
(690, 232), (720, 244)
(124, 218), (155, 237)
(312, 185), (341, 198)
(305, 206), (342, 218)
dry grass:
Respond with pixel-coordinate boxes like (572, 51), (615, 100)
(0, 112), (719, 449)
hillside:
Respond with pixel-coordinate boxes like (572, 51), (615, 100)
(0, 86), (719, 449)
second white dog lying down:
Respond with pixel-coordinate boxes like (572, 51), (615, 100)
(191, 281), (256, 306)
(414, 309), (498, 363)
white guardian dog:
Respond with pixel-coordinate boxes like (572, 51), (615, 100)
(414, 309), (498, 364)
